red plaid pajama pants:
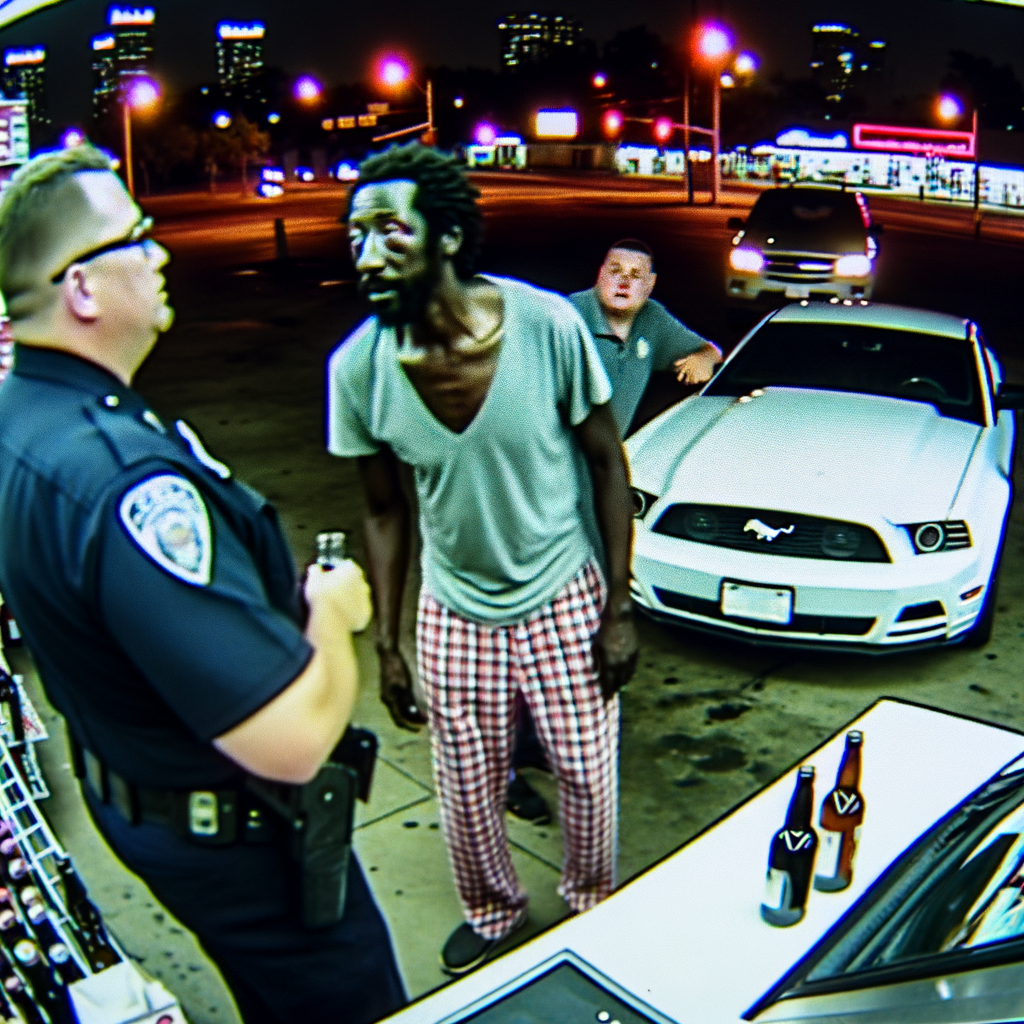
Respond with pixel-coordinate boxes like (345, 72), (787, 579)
(417, 560), (619, 940)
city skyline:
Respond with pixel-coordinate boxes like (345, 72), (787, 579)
(0, 1), (1021, 129)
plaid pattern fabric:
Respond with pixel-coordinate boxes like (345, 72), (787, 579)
(417, 560), (619, 939)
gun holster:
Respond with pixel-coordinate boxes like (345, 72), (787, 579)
(245, 727), (377, 929)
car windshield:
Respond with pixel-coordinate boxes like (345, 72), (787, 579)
(742, 189), (867, 252)
(704, 320), (984, 424)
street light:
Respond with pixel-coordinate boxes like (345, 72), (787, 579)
(294, 75), (322, 105)
(937, 92), (981, 237)
(212, 111), (231, 129)
(602, 109), (623, 137)
(374, 55), (434, 145)
(474, 122), (497, 146)
(592, 72), (608, 89)
(121, 76), (159, 198)
(694, 22), (734, 205)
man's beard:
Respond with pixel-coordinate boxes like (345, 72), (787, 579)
(359, 257), (440, 328)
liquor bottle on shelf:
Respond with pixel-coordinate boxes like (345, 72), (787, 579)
(56, 858), (119, 971)
(0, 964), (46, 1024)
(0, 982), (21, 1024)
(761, 766), (818, 927)
(12, 939), (74, 1024)
(0, 905), (31, 948)
(23, 904), (84, 984)
(815, 731), (865, 893)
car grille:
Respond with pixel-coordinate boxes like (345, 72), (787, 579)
(653, 588), (876, 636)
(651, 504), (891, 563)
(764, 252), (835, 283)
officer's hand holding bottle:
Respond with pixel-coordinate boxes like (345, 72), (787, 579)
(304, 559), (373, 635)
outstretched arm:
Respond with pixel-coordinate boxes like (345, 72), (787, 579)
(573, 402), (638, 700)
(357, 448), (427, 730)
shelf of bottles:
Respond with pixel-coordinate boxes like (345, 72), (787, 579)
(0, 608), (187, 1024)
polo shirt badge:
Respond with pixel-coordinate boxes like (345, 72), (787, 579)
(636, 338), (650, 360)
(119, 474), (212, 586)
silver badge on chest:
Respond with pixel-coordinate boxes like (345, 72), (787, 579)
(119, 474), (213, 586)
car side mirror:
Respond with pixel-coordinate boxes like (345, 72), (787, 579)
(868, 223), (884, 236)
(996, 384), (1024, 410)
(727, 216), (745, 231)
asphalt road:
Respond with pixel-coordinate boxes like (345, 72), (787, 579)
(133, 171), (1024, 880)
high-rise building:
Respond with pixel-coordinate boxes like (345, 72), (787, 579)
(109, 6), (155, 83)
(216, 22), (266, 104)
(497, 13), (582, 70)
(2, 48), (50, 134)
(91, 34), (117, 120)
(810, 24), (886, 104)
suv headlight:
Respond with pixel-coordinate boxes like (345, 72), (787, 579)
(835, 254), (872, 278)
(729, 247), (765, 273)
(904, 521), (972, 554)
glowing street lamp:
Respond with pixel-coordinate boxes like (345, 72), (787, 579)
(474, 122), (497, 146)
(936, 94), (963, 124)
(61, 128), (85, 148)
(694, 22), (735, 205)
(734, 51), (758, 77)
(374, 54), (435, 145)
(653, 117), (674, 144)
(121, 76), (159, 198)
(294, 75), (322, 105)
(602, 109), (623, 137)
(213, 111), (231, 129)
(592, 72), (607, 89)
(720, 72), (736, 89)
(453, 96), (464, 109)
(937, 92), (982, 236)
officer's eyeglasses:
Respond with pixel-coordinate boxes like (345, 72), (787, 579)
(50, 216), (157, 284)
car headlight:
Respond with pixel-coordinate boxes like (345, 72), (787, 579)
(631, 488), (659, 520)
(904, 521), (972, 554)
(834, 254), (872, 278)
(729, 247), (765, 273)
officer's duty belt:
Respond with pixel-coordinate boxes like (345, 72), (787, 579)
(73, 743), (262, 846)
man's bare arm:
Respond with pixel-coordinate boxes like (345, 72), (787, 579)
(357, 449), (426, 730)
(573, 402), (638, 699)
(673, 342), (723, 384)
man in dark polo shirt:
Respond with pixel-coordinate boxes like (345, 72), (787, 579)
(569, 239), (722, 436)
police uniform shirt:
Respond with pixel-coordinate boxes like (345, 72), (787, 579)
(0, 345), (313, 789)
(568, 287), (710, 435)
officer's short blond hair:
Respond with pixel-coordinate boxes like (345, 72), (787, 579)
(0, 145), (115, 320)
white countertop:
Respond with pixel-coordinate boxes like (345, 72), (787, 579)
(385, 699), (1024, 1024)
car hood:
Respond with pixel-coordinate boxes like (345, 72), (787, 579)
(626, 387), (982, 525)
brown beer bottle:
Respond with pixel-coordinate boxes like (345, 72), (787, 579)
(814, 730), (865, 892)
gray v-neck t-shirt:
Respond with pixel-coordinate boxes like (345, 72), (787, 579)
(327, 275), (612, 625)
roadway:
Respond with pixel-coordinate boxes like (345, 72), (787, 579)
(19, 172), (1024, 1019)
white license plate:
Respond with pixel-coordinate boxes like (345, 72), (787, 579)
(721, 582), (794, 624)
(784, 285), (810, 299)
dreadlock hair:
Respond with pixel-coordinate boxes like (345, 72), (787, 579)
(352, 144), (484, 280)
(0, 145), (115, 319)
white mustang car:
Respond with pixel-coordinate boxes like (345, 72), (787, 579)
(626, 301), (1024, 651)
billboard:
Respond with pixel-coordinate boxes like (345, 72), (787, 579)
(109, 7), (155, 26)
(217, 23), (265, 40)
(535, 110), (579, 139)
(852, 122), (975, 158)
(4, 47), (44, 65)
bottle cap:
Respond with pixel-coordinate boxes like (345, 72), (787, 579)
(12, 940), (37, 966)
(0, 909), (15, 929)
(18, 887), (40, 907)
(47, 942), (70, 964)
(6, 860), (27, 881)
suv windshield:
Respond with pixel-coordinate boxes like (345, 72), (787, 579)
(704, 320), (984, 424)
(742, 189), (867, 252)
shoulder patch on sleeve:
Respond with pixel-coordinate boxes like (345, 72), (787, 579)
(118, 473), (213, 586)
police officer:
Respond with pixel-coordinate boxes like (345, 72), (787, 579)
(0, 146), (405, 1023)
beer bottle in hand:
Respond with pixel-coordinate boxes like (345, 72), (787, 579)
(815, 731), (865, 893)
(761, 766), (818, 927)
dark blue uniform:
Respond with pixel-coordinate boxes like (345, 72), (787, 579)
(0, 344), (405, 1024)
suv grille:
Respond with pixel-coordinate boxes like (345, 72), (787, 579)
(764, 252), (835, 283)
(652, 504), (890, 563)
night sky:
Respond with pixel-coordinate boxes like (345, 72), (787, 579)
(0, 0), (1022, 128)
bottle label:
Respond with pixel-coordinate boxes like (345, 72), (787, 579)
(818, 829), (843, 879)
(832, 791), (861, 815)
(763, 868), (791, 911)
(781, 829), (813, 852)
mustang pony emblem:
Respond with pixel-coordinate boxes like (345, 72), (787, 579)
(744, 518), (795, 543)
